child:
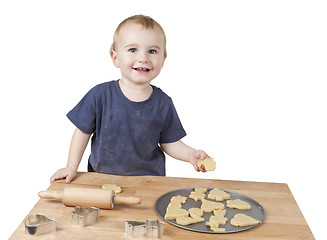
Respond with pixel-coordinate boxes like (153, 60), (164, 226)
(50, 15), (209, 183)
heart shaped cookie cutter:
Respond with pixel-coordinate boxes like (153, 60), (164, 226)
(72, 206), (100, 227)
(25, 214), (56, 236)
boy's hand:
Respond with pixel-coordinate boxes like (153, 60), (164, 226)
(160, 140), (210, 172)
(50, 167), (77, 183)
(190, 150), (209, 172)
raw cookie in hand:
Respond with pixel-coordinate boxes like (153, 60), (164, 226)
(226, 199), (251, 210)
(197, 157), (216, 171)
(230, 214), (261, 227)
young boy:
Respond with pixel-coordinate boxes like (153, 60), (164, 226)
(50, 15), (209, 183)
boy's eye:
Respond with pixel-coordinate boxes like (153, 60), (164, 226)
(149, 49), (157, 54)
(128, 48), (137, 53)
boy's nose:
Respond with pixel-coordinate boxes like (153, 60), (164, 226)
(137, 52), (149, 63)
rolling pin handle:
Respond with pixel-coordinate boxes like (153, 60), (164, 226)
(38, 190), (63, 200)
(113, 196), (141, 205)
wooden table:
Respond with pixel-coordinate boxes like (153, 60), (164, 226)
(10, 172), (315, 239)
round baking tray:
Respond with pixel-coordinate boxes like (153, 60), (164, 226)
(155, 188), (265, 234)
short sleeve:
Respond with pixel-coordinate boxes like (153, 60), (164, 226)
(66, 86), (98, 134)
(159, 99), (186, 143)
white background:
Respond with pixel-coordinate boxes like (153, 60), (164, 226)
(1, 0), (326, 239)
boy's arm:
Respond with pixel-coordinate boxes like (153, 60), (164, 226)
(160, 140), (208, 172)
(50, 128), (91, 183)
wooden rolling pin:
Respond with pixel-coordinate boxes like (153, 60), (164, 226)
(38, 186), (141, 209)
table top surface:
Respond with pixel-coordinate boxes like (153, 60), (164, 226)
(10, 172), (315, 240)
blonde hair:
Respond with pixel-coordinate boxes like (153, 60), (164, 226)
(110, 15), (167, 59)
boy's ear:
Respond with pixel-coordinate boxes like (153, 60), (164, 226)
(161, 57), (166, 68)
(110, 50), (120, 68)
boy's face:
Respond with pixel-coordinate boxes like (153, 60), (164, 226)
(111, 23), (165, 86)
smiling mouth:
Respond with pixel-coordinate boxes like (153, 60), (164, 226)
(133, 67), (151, 72)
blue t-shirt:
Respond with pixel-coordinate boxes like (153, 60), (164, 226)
(67, 80), (186, 176)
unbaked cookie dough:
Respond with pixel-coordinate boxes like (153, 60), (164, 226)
(206, 215), (227, 231)
(165, 203), (188, 220)
(164, 189), (262, 232)
(206, 224), (226, 232)
(213, 209), (226, 217)
(176, 215), (204, 225)
(102, 184), (122, 193)
(208, 215), (227, 225)
(230, 214), (260, 227)
(201, 199), (224, 212)
(165, 195), (188, 220)
(205, 208), (228, 232)
(175, 207), (204, 226)
(207, 188), (230, 201)
(194, 187), (207, 193)
(226, 199), (251, 210)
(188, 208), (204, 218)
(170, 195), (187, 205)
(189, 188), (207, 201)
(197, 157), (216, 171)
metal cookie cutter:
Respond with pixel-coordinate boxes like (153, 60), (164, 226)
(25, 214), (56, 236)
(125, 219), (165, 238)
(72, 206), (100, 227)
(145, 219), (165, 238)
(125, 220), (146, 238)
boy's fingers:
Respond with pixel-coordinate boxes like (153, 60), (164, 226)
(199, 164), (206, 172)
(50, 175), (61, 183)
(50, 173), (61, 183)
(193, 164), (200, 172)
(50, 169), (68, 183)
(201, 151), (209, 159)
(65, 170), (77, 183)
(65, 173), (72, 183)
